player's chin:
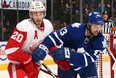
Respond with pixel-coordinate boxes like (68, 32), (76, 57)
(93, 33), (99, 36)
(36, 22), (42, 26)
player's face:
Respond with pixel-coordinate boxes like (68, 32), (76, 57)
(31, 11), (45, 27)
(90, 24), (102, 36)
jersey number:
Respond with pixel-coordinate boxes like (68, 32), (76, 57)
(11, 31), (23, 43)
(60, 27), (67, 36)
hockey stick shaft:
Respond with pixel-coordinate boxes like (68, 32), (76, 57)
(106, 47), (116, 61)
(38, 61), (60, 78)
(103, 35), (115, 60)
(40, 68), (58, 77)
(41, 63), (59, 78)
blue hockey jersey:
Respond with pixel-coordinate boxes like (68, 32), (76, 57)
(42, 23), (106, 73)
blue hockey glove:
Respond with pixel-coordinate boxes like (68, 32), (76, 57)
(50, 47), (73, 70)
(51, 47), (73, 62)
(32, 44), (49, 63)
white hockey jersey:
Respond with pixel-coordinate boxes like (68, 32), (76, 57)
(5, 19), (53, 64)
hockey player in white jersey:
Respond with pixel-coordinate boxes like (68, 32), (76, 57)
(32, 12), (106, 78)
(5, 1), (53, 78)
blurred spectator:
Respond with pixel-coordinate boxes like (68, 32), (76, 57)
(53, 23), (56, 30)
(86, 0), (92, 7)
(114, 0), (116, 9)
(3, 21), (13, 40)
(106, 1), (111, 13)
(63, 21), (67, 27)
(60, 22), (68, 28)
(97, 3), (107, 13)
(83, 4), (89, 15)
(72, 1), (79, 15)
(53, 0), (113, 26)
(102, 11), (115, 34)
(60, 23), (64, 28)
(110, 11), (116, 25)
(53, 23), (59, 30)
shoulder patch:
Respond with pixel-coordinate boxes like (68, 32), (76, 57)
(72, 23), (81, 28)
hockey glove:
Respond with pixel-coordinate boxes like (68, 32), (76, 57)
(51, 47), (72, 61)
(50, 47), (73, 71)
(32, 44), (49, 63)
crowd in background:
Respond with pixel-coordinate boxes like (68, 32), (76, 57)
(0, 20), (14, 41)
(0, 0), (116, 41)
(53, 0), (116, 29)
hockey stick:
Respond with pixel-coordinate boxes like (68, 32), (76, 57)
(38, 61), (60, 78)
(105, 47), (116, 71)
(106, 47), (115, 61)
(40, 68), (58, 77)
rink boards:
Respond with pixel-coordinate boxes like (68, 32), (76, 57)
(0, 41), (55, 70)
(0, 40), (111, 71)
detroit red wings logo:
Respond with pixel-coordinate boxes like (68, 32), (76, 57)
(0, 44), (7, 61)
(30, 40), (43, 52)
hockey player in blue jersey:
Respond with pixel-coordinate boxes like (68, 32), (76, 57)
(32, 12), (106, 78)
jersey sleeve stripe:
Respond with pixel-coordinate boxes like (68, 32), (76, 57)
(23, 57), (32, 64)
(5, 47), (19, 54)
(48, 35), (57, 46)
(85, 52), (95, 62)
(54, 32), (64, 45)
(12, 64), (17, 78)
(9, 60), (21, 65)
(83, 53), (88, 66)
(74, 67), (82, 71)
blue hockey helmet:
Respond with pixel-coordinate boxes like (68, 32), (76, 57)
(87, 12), (104, 25)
